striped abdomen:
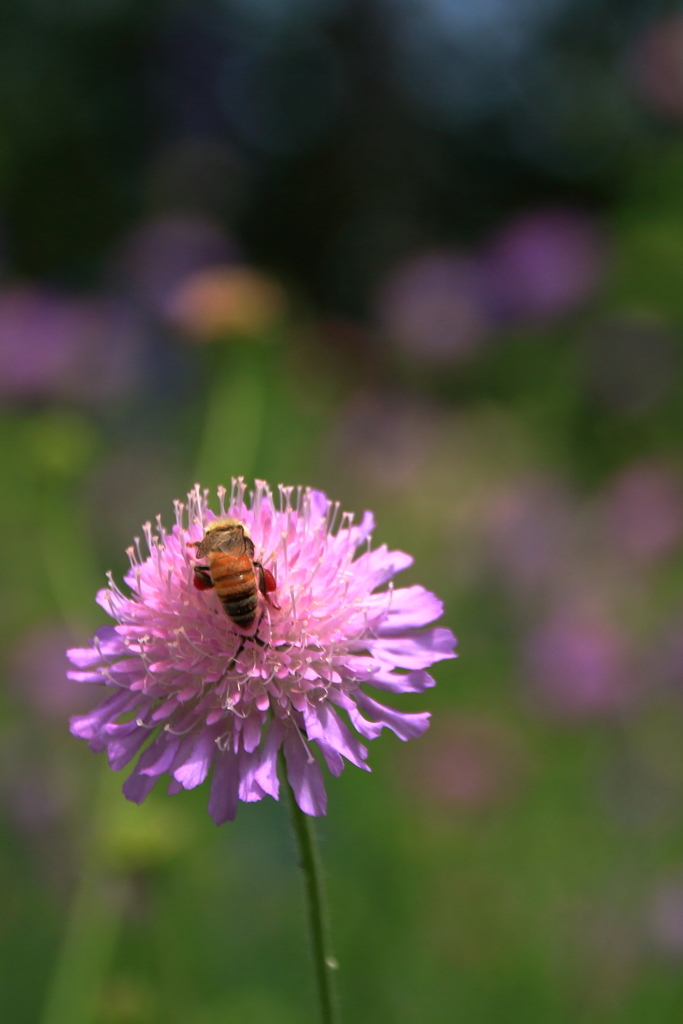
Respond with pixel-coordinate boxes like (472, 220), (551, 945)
(208, 550), (259, 629)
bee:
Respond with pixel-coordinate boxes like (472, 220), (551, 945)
(190, 518), (278, 631)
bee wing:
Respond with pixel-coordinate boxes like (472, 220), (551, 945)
(216, 531), (253, 557)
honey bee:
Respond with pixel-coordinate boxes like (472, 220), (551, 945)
(190, 518), (278, 631)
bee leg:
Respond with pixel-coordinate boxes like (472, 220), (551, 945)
(254, 562), (281, 610)
(227, 636), (246, 671)
(193, 566), (214, 591)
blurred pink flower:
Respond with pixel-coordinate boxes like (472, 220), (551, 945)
(603, 461), (683, 564)
(483, 207), (606, 323)
(0, 286), (143, 404)
(0, 733), (73, 838)
(648, 878), (683, 956)
(524, 611), (633, 719)
(631, 15), (683, 119)
(375, 249), (492, 363)
(405, 713), (527, 810)
(114, 214), (237, 318)
(652, 613), (683, 693)
(11, 626), (105, 721)
(486, 476), (573, 591)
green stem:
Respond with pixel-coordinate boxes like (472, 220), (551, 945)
(281, 755), (341, 1024)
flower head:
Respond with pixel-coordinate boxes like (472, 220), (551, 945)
(68, 480), (456, 820)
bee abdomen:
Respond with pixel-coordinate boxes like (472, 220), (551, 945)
(210, 556), (259, 628)
(220, 590), (258, 628)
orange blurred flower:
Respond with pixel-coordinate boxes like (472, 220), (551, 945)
(168, 265), (287, 342)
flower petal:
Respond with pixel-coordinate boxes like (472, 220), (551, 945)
(374, 586), (444, 632)
(67, 670), (107, 684)
(352, 691), (431, 741)
(108, 724), (152, 770)
(122, 764), (159, 804)
(283, 728), (327, 816)
(238, 750), (267, 802)
(314, 740), (344, 776)
(304, 702), (369, 772)
(343, 657), (437, 693)
(69, 689), (138, 742)
(365, 627), (457, 669)
(138, 734), (181, 777)
(67, 626), (127, 667)
(308, 488), (330, 522)
(242, 714), (262, 754)
(354, 545), (413, 588)
(253, 719), (283, 799)
(173, 728), (219, 790)
(67, 649), (105, 669)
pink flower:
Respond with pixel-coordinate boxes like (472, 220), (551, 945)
(524, 611), (633, 719)
(603, 461), (683, 564)
(376, 249), (492, 364)
(483, 207), (606, 324)
(68, 480), (456, 820)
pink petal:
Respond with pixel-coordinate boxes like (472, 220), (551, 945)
(357, 545), (413, 587)
(375, 586), (444, 632)
(303, 702), (369, 772)
(122, 764), (159, 804)
(238, 750), (267, 802)
(344, 657), (437, 693)
(108, 724), (152, 770)
(366, 627), (457, 669)
(173, 728), (219, 789)
(347, 704), (384, 740)
(67, 626), (127, 667)
(283, 728), (327, 816)
(242, 714), (262, 753)
(354, 691), (431, 741)
(69, 689), (138, 741)
(253, 719), (283, 799)
(67, 670), (107, 683)
(138, 734), (181, 777)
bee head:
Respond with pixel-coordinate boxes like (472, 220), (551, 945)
(205, 517), (248, 535)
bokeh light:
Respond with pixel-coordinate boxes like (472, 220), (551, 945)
(10, 626), (104, 721)
(0, 287), (143, 405)
(167, 264), (287, 341)
(631, 15), (683, 121)
(524, 610), (635, 720)
(403, 713), (528, 811)
(114, 214), (237, 319)
(482, 206), (607, 324)
(376, 250), (492, 363)
(603, 461), (683, 566)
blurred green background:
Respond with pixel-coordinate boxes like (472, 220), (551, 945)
(4, 1), (683, 1021)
